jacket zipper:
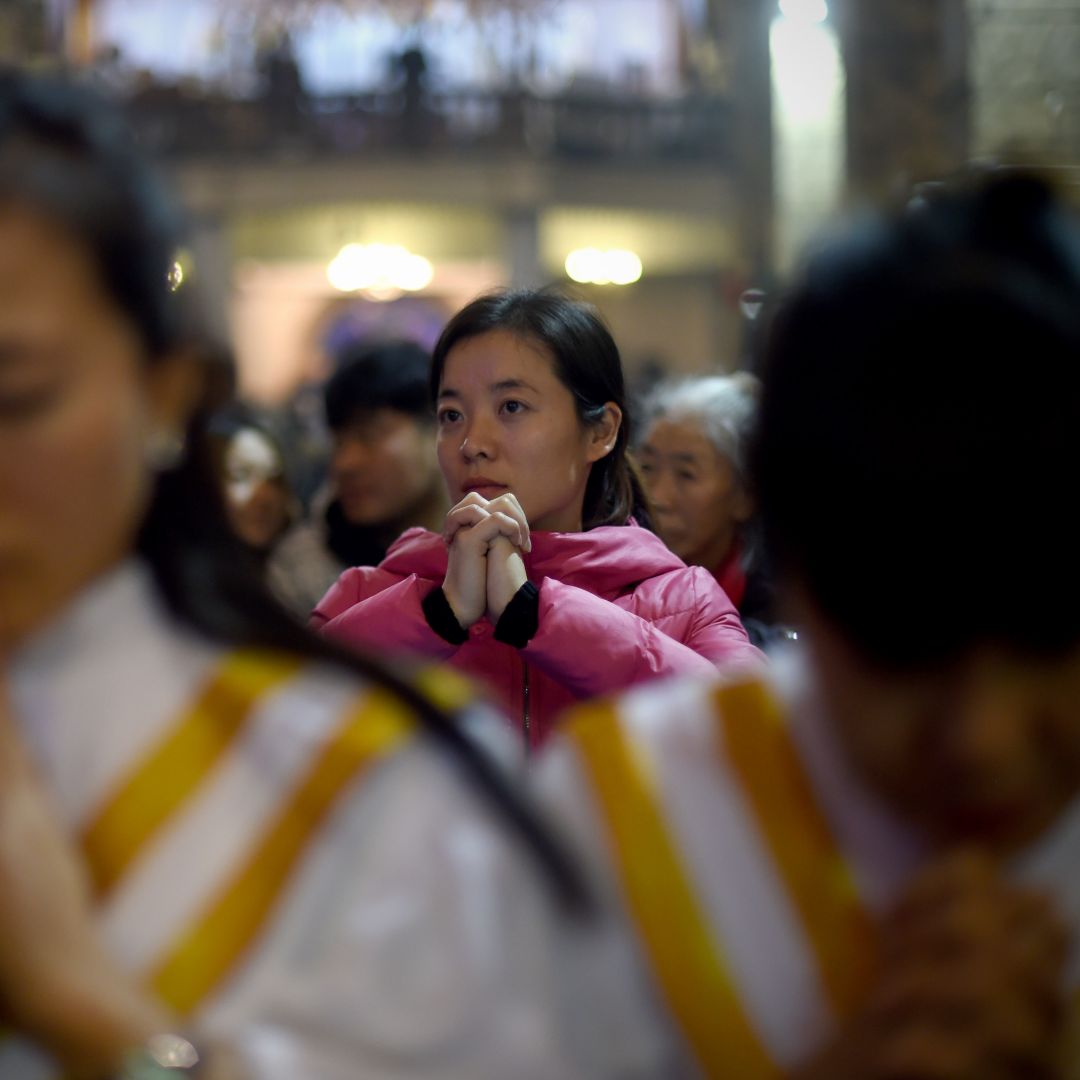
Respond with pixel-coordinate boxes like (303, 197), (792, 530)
(522, 660), (531, 753)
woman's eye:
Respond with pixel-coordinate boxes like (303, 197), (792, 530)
(437, 409), (462, 425)
(500, 399), (526, 415)
(0, 384), (62, 420)
(677, 471), (697, 482)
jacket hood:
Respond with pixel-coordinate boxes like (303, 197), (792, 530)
(381, 521), (688, 594)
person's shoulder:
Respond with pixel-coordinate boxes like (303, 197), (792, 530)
(274, 518), (326, 558)
(205, 649), (510, 793)
(378, 527), (448, 578)
(199, 647), (421, 754)
(310, 559), (407, 624)
(536, 672), (801, 859)
(623, 560), (729, 615)
(555, 670), (782, 764)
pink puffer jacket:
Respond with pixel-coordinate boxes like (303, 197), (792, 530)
(312, 522), (763, 747)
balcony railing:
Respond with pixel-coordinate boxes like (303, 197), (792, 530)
(124, 85), (734, 166)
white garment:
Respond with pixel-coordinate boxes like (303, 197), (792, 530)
(2, 560), (606, 1079)
(532, 653), (1080, 1077)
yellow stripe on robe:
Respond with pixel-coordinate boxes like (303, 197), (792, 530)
(82, 650), (304, 898)
(715, 680), (876, 1018)
(148, 685), (414, 1016)
(565, 700), (779, 1079)
(413, 665), (477, 713)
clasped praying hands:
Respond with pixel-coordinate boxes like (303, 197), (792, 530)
(441, 491), (531, 630)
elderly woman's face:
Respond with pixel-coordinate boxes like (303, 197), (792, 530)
(0, 206), (193, 652)
(639, 416), (753, 569)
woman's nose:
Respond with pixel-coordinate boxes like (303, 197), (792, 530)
(460, 418), (495, 460)
(647, 470), (675, 510)
(331, 435), (372, 477)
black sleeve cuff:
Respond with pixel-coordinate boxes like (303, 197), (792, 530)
(422, 586), (469, 645)
(494, 581), (540, 648)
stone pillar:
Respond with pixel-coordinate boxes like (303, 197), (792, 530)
(65, 0), (97, 65)
(187, 213), (233, 353)
(726, 0), (776, 283)
(970, 0), (1080, 167)
(0, 0), (49, 65)
(835, 0), (970, 201)
(505, 207), (544, 290)
(770, 6), (846, 273)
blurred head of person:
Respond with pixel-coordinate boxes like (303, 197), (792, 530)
(0, 72), (221, 652)
(430, 288), (653, 533)
(207, 409), (294, 557)
(753, 171), (1080, 855)
(639, 374), (758, 570)
(324, 340), (443, 532)
(0, 71), (588, 910)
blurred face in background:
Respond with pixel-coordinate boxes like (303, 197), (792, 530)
(795, 594), (1080, 857)
(639, 416), (753, 569)
(0, 205), (197, 652)
(330, 408), (441, 528)
(222, 428), (292, 553)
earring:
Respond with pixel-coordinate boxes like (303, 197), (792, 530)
(146, 428), (186, 472)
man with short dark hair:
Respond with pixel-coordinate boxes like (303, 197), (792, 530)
(269, 340), (446, 615)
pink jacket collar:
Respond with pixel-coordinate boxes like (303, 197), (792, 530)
(381, 521), (688, 595)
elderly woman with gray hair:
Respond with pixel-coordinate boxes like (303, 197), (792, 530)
(638, 372), (780, 647)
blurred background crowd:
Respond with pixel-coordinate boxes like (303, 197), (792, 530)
(6, 0), (1072, 633)
(6, 0), (1074, 533)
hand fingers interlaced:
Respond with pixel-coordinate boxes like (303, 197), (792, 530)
(483, 494), (531, 551)
(443, 502), (492, 545)
(868, 859), (1071, 1080)
(461, 512), (528, 552)
(891, 851), (1000, 922)
(444, 491), (530, 551)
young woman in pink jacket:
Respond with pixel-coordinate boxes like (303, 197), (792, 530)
(313, 289), (762, 747)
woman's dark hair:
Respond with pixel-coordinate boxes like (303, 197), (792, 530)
(0, 72), (588, 913)
(430, 288), (655, 532)
(752, 171), (1080, 670)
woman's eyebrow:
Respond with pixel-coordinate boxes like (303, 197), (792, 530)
(438, 378), (539, 399)
(490, 378), (538, 394)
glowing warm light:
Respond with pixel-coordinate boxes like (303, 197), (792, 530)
(607, 249), (644, 285)
(779, 0), (828, 23)
(396, 252), (435, 292)
(564, 248), (643, 286)
(327, 243), (434, 295)
(167, 260), (184, 291)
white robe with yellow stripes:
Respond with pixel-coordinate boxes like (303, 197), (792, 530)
(3, 561), (602, 1079)
(536, 653), (1080, 1078)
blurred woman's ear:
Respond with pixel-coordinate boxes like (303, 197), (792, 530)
(586, 402), (623, 463)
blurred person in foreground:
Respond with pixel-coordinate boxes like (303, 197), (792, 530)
(268, 340), (446, 616)
(313, 289), (762, 750)
(533, 172), (1080, 1077)
(0, 72), (597, 1079)
(639, 372), (781, 648)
